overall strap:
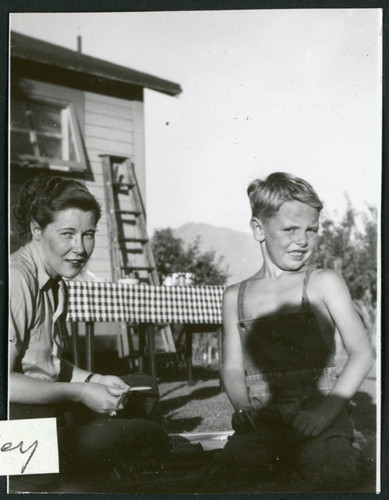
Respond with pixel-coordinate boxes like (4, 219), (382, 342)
(302, 267), (316, 310)
(237, 280), (249, 321)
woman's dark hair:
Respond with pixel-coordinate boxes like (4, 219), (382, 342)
(13, 176), (102, 242)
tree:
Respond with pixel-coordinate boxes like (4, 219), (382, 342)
(151, 228), (229, 286)
(313, 202), (377, 344)
(314, 203), (377, 305)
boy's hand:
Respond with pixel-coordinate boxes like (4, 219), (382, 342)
(292, 405), (337, 438)
(232, 407), (258, 431)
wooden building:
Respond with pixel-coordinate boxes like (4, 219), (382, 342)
(10, 31), (182, 282)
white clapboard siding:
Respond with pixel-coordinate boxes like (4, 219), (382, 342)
(85, 112), (134, 132)
(83, 91), (136, 281)
(85, 99), (134, 120)
(85, 185), (106, 201)
(84, 92), (134, 105)
(94, 225), (108, 238)
(86, 137), (135, 155)
(87, 246), (115, 261)
(85, 125), (134, 143)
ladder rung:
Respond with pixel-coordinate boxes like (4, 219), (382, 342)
(120, 219), (136, 226)
(113, 182), (135, 189)
(123, 248), (144, 254)
(122, 265), (154, 272)
(115, 210), (141, 216)
(119, 237), (148, 243)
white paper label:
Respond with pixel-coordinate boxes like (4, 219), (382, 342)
(0, 418), (59, 476)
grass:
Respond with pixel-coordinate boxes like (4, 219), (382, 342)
(157, 376), (231, 433)
(154, 359), (377, 437)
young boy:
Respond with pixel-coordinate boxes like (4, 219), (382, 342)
(220, 172), (374, 490)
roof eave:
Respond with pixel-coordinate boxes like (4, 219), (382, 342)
(11, 31), (182, 97)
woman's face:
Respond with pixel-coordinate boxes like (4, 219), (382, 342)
(34, 208), (97, 279)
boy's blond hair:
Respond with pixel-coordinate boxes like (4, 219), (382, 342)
(248, 172), (323, 220)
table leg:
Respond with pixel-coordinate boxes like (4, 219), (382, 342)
(70, 322), (80, 367)
(138, 327), (145, 372)
(147, 325), (157, 383)
(185, 327), (194, 386)
(85, 321), (94, 372)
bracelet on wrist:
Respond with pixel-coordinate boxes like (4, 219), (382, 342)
(85, 373), (95, 383)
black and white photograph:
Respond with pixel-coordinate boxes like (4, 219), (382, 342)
(5, 8), (381, 494)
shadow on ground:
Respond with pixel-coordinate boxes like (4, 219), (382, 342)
(162, 417), (203, 433)
(158, 385), (222, 414)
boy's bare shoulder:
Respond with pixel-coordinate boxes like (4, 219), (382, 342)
(222, 282), (243, 318)
(309, 268), (347, 296)
(310, 267), (344, 282)
(223, 282), (240, 301)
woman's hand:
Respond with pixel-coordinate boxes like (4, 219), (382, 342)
(78, 382), (127, 415)
(92, 374), (131, 391)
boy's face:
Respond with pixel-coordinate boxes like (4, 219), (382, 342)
(253, 200), (320, 271)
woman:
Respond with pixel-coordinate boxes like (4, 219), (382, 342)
(9, 176), (168, 477)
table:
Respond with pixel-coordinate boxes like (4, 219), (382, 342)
(66, 282), (225, 383)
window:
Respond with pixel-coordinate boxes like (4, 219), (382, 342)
(11, 98), (87, 172)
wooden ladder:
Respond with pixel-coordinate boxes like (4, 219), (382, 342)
(101, 154), (176, 374)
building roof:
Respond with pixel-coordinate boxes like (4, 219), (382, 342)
(11, 31), (182, 97)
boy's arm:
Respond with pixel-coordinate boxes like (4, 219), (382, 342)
(222, 285), (252, 411)
(321, 270), (374, 400)
(293, 269), (374, 437)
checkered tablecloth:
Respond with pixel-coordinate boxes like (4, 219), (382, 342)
(66, 282), (225, 324)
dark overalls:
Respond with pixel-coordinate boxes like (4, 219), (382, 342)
(220, 267), (361, 489)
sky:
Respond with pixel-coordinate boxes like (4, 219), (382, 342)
(10, 9), (382, 235)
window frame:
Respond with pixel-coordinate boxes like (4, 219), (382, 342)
(10, 96), (88, 172)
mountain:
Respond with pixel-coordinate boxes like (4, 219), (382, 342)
(174, 222), (262, 285)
